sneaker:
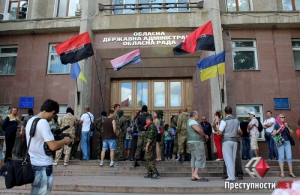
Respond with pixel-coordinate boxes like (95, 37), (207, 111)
(151, 173), (159, 179)
(53, 162), (57, 166)
(110, 162), (117, 167)
(215, 158), (223, 161)
(70, 157), (75, 160)
(144, 174), (152, 178)
(225, 178), (235, 182)
(100, 161), (104, 166)
(64, 163), (68, 166)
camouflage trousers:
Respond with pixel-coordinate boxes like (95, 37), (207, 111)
(54, 140), (73, 163)
(145, 149), (159, 175)
(97, 131), (103, 159)
(172, 135), (178, 155)
(159, 134), (164, 160)
(178, 133), (190, 155)
(115, 131), (125, 160)
(71, 138), (80, 158)
(134, 131), (146, 159)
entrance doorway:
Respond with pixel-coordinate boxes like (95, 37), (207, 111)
(110, 78), (194, 125)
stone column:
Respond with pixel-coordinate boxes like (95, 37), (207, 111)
(75, 0), (97, 117)
(205, 0), (227, 116)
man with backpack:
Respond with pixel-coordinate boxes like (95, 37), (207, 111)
(247, 111), (260, 157)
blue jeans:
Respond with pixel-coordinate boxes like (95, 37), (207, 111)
(277, 140), (292, 163)
(103, 139), (116, 150)
(164, 140), (172, 158)
(81, 131), (90, 160)
(266, 133), (277, 159)
(31, 165), (53, 195)
(241, 137), (250, 159)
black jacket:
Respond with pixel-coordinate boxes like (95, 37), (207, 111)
(136, 112), (151, 131)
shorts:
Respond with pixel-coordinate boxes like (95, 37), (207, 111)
(124, 139), (132, 149)
(103, 139), (116, 151)
(250, 134), (259, 149)
(156, 133), (161, 142)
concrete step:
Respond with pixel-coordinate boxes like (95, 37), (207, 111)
(1, 176), (291, 194)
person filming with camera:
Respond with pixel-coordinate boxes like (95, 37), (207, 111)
(25, 99), (72, 194)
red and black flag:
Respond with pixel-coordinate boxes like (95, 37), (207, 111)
(55, 32), (94, 64)
(173, 20), (215, 56)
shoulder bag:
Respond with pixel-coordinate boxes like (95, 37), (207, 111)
(87, 112), (95, 131)
(287, 128), (295, 146)
(1, 118), (41, 189)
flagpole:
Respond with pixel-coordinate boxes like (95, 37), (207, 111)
(93, 55), (105, 112)
(215, 51), (223, 117)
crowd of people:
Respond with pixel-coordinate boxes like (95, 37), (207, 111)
(0, 102), (299, 189)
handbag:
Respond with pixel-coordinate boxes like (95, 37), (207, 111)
(273, 134), (285, 147)
(1, 118), (41, 189)
(287, 129), (295, 146)
(87, 112), (95, 131)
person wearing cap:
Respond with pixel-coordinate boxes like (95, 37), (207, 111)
(247, 111), (260, 157)
(134, 105), (151, 167)
(79, 106), (94, 160)
(53, 107), (77, 166)
(95, 111), (107, 159)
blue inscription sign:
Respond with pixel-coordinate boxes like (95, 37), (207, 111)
(274, 98), (290, 110)
(19, 97), (34, 109)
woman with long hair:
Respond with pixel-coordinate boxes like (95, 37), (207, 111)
(273, 114), (297, 178)
(153, 110), (162, 161)
(212, 111), (223, 161)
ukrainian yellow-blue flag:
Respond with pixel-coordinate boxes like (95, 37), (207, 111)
(70, 62), (87, 83)
(197, 50), (225, 81)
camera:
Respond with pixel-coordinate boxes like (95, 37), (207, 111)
(44, 125), (71, 157)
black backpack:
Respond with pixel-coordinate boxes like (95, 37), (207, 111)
(257, 121), (263, 133)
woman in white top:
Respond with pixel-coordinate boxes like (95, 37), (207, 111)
(153, 111), (162, 161)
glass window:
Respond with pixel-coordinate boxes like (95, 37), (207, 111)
(0, 46), (18, 75)
(121, 82), (132, 107)
(9, 0), (28, 20)
(232, 40), (258, 70)
(282, 0), (300, 11)
(292, 39), (300, 70)
(137, 82), (148, 107)
(154, 82), (165, 107)
(166, 0), (189, 12)
(113, 0), (136, 14)
(47, 44), (70, 74)
(56, 0), (79, 17)
(236, 105), (264, 140)
(226, 0), (251, 11)
(0, 105), (11, 119)
(170, 82), (181, 107)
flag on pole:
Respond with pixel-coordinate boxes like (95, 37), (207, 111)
(197, 50), (225, 81)
(70, 62), (87, 83)
(173, 21), (215, 55)
(110, 49), (141, 71)
(55, 32), (94, 64)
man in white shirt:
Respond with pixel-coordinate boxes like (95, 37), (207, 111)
(26, 99), (72, 194)
(79, 106), (94, 160)
(247, 111), (260, 157)
(263, 110), (277, 160)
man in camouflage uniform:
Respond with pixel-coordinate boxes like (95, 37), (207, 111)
(95, 111), (107, 159)
(117, 110), (130, 160)
(70, 117), (80, 160)
(171, 109), (182, 160)
(177, 107), (190, 163)
(113, 104), (122, 160)
(144, 116), (160, 179)
(53, 107), (77, 166)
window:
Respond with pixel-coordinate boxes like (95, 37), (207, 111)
(55, 0), (79, 17)
(47, 44), (70, 74)
(282, 0), (300, 11)
(170, 82), (181, 107)
(236, 104), (264, 140)
(136, 82), (148, 107)
(232, 40), (258, 70)
(292, 39), (300, 70)
(154, 82), (166, 107)
(0, 46), (18, 75)
(8, 0), (28, 19)
(226, 0), (251, 11)
(57, 104), (68, 121)
(113, 0), (190, 14)
(121, 82), (132, 107)
(0, 105), (11, 119)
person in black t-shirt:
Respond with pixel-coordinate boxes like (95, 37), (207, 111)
(240, 118), (249, 160)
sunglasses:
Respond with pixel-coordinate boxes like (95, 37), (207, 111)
(280, 117), (285, 119)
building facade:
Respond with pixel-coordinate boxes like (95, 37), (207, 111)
(0, 0), (299, 159)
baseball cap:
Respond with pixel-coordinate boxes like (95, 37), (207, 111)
(248, 111), (255, 116)
(216, 109), (222, 113)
